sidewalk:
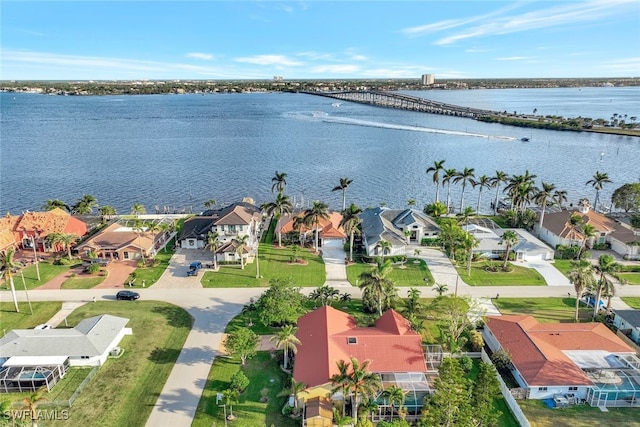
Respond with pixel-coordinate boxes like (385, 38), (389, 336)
(45, 301), (88, 326)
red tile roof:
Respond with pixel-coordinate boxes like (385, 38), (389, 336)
(293, 306), (426, 388)
(278, 212), (346, 239)
(486, 315), (634, 387)
(0, 209), (87, 250)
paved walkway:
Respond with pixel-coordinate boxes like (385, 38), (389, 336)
(320, 242), (351, 287)
(45, 301), (88, 326)
(38, 266), (85, 290)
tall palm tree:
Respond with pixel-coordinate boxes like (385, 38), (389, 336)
(42, 199), (70, 212)
(383, 385), (406, 421)
(359, 258), (394, 316)
(0, 248), (20, 312)
(453, 167), (475, 213)
(332, 177), (353, 211)
(99, 205), (117, 222)
(376, 239), (392, 257)
(339, 203), (363, 262)
(499, 230), (518, 270)
(462, 232), (479, 276)
(505, 171), (537, 212)
(553, 189), (568, 210)
(47, 232), (77, 258)
(346, 357), (382, 423)
(206, 231), (220, 269)
(203, 199), (216, 209)
(578, 223), (597, 258)
(261, 192), (293, 247)
(270, 324), (301, 370)
(130, 202), (146, 217)
(442, 168), (457, 214)
(234, 234), (249, 269)
(72, 194), (98, 214)
(426, 160), (446, 203)
(568, 259), (595, 322)
(457, 206), (475, 227)
(586, 171), (612, 212)
(592, 254), (619, 320)
(302, 201), (329, 252)
(271, 171), (288, 194)
(471, 174), (491, 214)
(534, 181), (557, 231)
(490, 171), (509, 215)
(131, 219), (146, 262)
(331, 359), (352, 418)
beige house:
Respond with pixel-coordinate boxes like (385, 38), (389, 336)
(77, 222), (164, 260)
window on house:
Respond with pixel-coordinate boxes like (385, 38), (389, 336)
(239, 225), (243, 231)
(538, 387), (548, 391)
(123, 252), (129, 259)
(80, 356), (90, 360)
(220, 225), (225, 231)
(229, 225), (236, 233)
(347, 337), (357, 344)
(568, 387), (578, 391)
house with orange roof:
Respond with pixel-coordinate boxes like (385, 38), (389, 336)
(483, 315), (640, 407)
(293, 306), (438, 422)
(0, 208), (87, 253)
(277, 211), (346, 248)
(536, 202), (640, 260)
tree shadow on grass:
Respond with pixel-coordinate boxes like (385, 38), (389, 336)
(152, 304), (194, 329)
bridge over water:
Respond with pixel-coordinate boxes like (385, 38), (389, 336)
(300, 90), (499, 119)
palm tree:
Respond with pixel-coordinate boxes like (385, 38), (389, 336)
(340, 203), (363, 263)
(553, 189), (568, 210)
(586, 171), (612, 212)
(131, 219), (146, 262)
(578, 223), (597, 259)
(568, 259), (595, 322)
(376, 240), (392, 257)
(505, 171), (537, 212)
(0, 248), (20, 312)
(534, 181), (557, 231)
(99, 205), (117, 222)
(592, 254), (619, 320)
(234, 234), (249, 269)
(442, 168), (457, 214)
(222, 388), (239, 419)
(302, 201), (329, 252)
(345, 357), (382, 423)
(72, 194), (98, 214)
(432, 283), (448, 296)
(407, 198), (417, 207)
(261, 192), (293, 247)
(271, 171), (288, 194)
(462, 232), (479, 276)
(457, 206), (475, 227)
(383, 385), (406, 421)
(47, 232), (77, 258)
(332, 177), (353, 211)
(21, 387), (48, 427)
(331, 360), (352, 418)
(270, 324), (301, 370)
(359, 258), (394, 316)
(498, 230), (518, 270)
(426, 159), (446, 203)
(289, 378), (307, 409)
(206, 231), (220, 269)
(471, 174), (491, 214)
(203, 199), (216, 209)
(453, 167), (475, 213)
(490, 171), (509, 215)
(130, 202), (146, 217)
(42, 199), (70, 212)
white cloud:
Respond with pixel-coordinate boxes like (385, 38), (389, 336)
(311, 64), (360, 74)
(434, 0), (637, 45)
(496, 56), (529, 61)
(600, 57), (640, 74)
(185, 52), (215, 61)
(465, 48), (490, 53)
(296, 51), (335, 61)
(234, 54), (303, 66)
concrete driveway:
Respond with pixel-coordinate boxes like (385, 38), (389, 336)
(521, 260), (571, 287)
(152, 248), (210, 288)
(321, 240), (351, 287)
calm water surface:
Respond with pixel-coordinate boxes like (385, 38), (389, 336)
(1, 87), (639, 214)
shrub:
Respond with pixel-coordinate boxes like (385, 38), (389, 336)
(137, 259), (145, 268)
(459, 355), (473, 373)
(87, 263), (100, 274)
(469, 330), (484, 351)
(229, 370), (250, 392)
(490, 349), (513, 373)
(555, 245), (581, 260)
(421, 237), (442, 247)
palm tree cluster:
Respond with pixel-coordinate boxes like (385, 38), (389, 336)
(359, 258), (397, 316)
(330, 357), (383, 423)
(424, 160), (613, 223)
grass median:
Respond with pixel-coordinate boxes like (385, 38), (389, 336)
(346, 258), (434, 287)
(455, 263), (547, 286)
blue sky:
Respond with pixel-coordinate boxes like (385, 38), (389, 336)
(2, 1), (639, 80)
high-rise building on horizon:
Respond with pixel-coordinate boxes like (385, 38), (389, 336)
(421, 74), (435, 85)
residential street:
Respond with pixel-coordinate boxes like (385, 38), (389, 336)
(1, 245), (638, 427)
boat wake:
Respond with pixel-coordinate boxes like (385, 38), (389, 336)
(285, 111), (516, 141)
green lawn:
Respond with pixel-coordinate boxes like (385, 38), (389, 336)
(42, 301), (192, 427)
(551, 259), (573, 277)
(493, 298), (593, 323)
(0, 261), (76, 291)
(0, 301), (63, 334)
(519, 399), (640, 427)
(455, 263), (547, 286)
(201, 243), (325, 288)
(130, 247), (174, 287)
(0, 367), (94, 406)
(192, 352), (297, 427)
(622, 297), (640, 309)
(60, 275), (106, 289)
(617, 272), (640, 285)
(346, 258), (434, 287)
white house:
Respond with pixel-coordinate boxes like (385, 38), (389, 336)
(612, 310), (640, 346)
(462, 224), (554, 261)
(360, 207), (440, 257)
(0, 315), (131, 393)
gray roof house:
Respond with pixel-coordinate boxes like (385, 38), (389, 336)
(0, 314), (131, 393)
(360, 207), (440, 256)
(613, 310), (640, 346)
(462, 224), (554, 261)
